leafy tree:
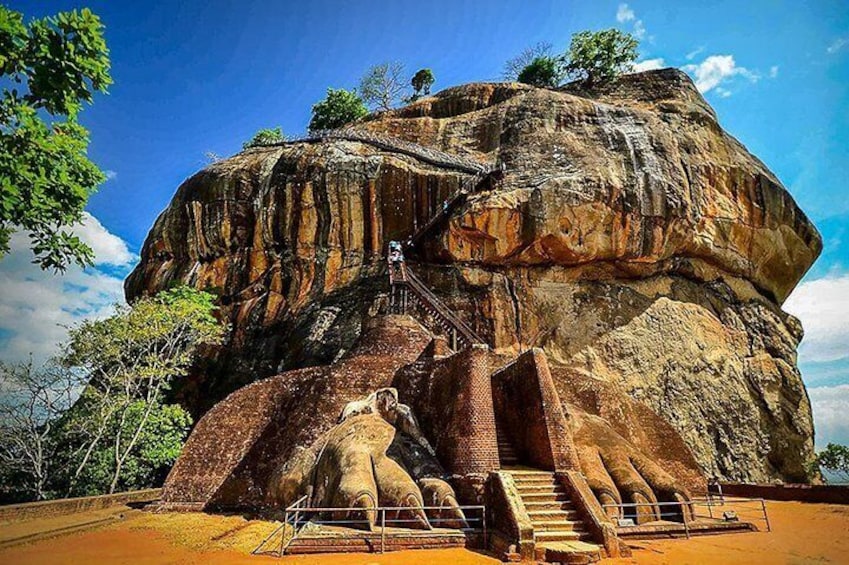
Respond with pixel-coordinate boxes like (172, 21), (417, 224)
(243, 127), (286, 149)
(410, 68), (435, 99)
(0, 6), (111, 271)
(0, 360), (83, 501)
(517, 56), (564, 88)
(502, 41), (554, 80)
(563, 29), (638, 86)
(62, 286), (226, 494)
(359, 62), (407, 111)
(63, 400), (191, 495)
(308, 88), (368, 133)
(812, 443), (849, 483)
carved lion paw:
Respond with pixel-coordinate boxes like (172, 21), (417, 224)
(277, 413), (465, 531)
(571, 411), (692, 525)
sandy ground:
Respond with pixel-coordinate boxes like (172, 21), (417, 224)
(0, 500), (846, 564)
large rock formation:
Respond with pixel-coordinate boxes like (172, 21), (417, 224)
(126, 69), (821, 483)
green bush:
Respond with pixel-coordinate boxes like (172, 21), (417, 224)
(308, 88), (368, 133)
(517, 56), (563, 88)
(243, 127), (285, 149)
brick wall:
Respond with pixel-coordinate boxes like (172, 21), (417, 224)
(397, 344), (500, 476)
(491, 348), (579, 471)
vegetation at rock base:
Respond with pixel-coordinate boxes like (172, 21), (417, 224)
(359, 62), (407, 111)
(563, 29), (639, 86)
(0, 286), (226, 502)
(0, 6), (111, 271)
(409, 68), (435, 101)
(308, 88), (369, 133)
(517, 56), (564, 88)
(811, 443), (849, 483)
(0, 361), (82, 501)
(243, 127), (286, 149)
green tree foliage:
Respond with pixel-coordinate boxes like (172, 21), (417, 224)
(63, 401), (191, 495)
(812, 443), (849, 483)
(0, 6), (111, 271)
(517, 56), (564, 88)
(563, 29), (639, 86)
(308, 88), (368, 133)
(502, 41), (554, 81)
(243, 127), (286, 149)
(62, 286), (226, 494)
(410, 68), (435, 99)
(359, 62), (407, 111)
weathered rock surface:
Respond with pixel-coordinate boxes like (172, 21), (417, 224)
(127, 69), (821, 482)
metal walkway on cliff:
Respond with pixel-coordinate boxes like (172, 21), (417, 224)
(389, 252), (485, 350)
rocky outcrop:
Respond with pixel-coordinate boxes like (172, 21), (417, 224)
(126, 69), (821, 482)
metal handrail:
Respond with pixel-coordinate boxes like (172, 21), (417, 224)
(250, 127), (493, 175)
(404, 267), (485, 346)
(258, 502), (486, 556)
(600, 496), (771, 539)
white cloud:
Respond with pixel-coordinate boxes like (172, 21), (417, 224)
(685, 46), (705, 60)
(616, 3), (635, 22)
(632, 58), (665, 72)
(715, 87), (732, 98)
(784, 274), (849, 363)
(769, 65), (779, 78)
(104, 170), (117, 182)
(0, 216), (137, 364)
(633, 19), (646, 40)
(809, 385), (849, 448)
(682, 55), (759, 94)
(827, 37), (847, 54)
(74, 212), (136, 266)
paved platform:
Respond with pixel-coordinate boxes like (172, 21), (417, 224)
(284, 523), (470, 554)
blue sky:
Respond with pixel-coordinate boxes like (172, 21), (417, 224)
(2, 1), (848, 447)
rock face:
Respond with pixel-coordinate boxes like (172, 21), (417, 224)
(126, 69), (821, 483)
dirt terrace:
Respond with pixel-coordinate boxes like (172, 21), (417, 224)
(0, 500), (847, 564)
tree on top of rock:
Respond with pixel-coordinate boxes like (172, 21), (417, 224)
(308, 88), (369, 133)
(564, 29), (639, 86)
(243, 127), (286, 149)
(517, 56), (564, 88)
(0, 6), (111, 272)
(410, 68), (435, 100)
(359, 62), (407, 111)
(502, 41), (555, 81)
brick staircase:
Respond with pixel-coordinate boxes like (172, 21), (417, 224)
(496, 427), (518, 466)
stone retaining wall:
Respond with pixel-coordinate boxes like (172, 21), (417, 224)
(0, 489), (161, 523)
(720, 483), (849, 504)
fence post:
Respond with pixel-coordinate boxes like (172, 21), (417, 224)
(761, 499), (771, 532)
(482, 507), (488, 549)
(380, 509), (386, 553)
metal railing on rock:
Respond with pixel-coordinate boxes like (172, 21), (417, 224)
(253, 495), (486, 556)
(251, 127), (494, 175)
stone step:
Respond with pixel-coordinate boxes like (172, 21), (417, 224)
(511, 475), (556, 485)
(520, 492), (569, 503)
(505, 470), (554, 477)
(515, 484), (566, 495)
(540, 541), (604, 565)
(523, 500), (576, 512)
(532, 520), (585, 532)
(534, 530), (591, 543)
(527, 509), (579, 522)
